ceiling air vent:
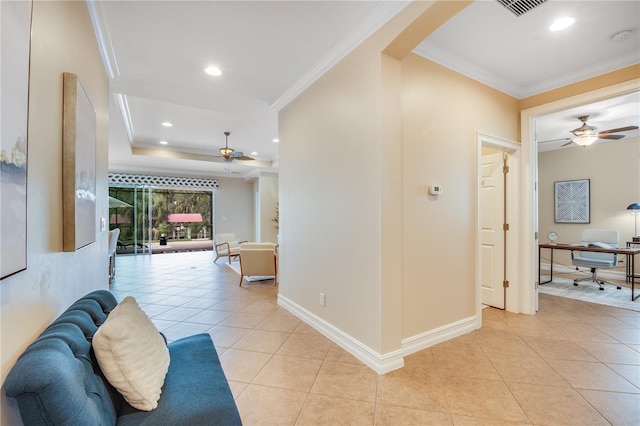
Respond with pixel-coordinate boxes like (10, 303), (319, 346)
(497, 0), (548, 17)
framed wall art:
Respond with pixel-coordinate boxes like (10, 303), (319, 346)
(1, 0), (33, 279)
(554, 179), (590, 224)
(63, 72), (97, 252)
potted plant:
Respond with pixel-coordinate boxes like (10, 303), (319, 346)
(157, 223), (169, 245)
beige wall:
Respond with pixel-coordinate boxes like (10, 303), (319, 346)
(214, 177), (255, 242)
(278, 0), (519, 361)
(278, 3), (435, 355)
(1, 2), (110, 423)
(279, 37), (387, 352)
(400, 54), (519, 336)
(538, 137), (640, 267)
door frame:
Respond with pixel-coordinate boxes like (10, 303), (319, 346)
(519, 79), (640, 315)
(477, 133), (520, 316)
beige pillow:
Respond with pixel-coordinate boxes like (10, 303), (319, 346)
(92, 296), (170, 411)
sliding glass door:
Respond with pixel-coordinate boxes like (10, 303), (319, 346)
(109, 185), (153, 255)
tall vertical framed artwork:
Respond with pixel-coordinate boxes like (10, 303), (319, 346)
(554, 179), (590, 224)
(62, 72), (97, 252)
(1, 0), (33, 279)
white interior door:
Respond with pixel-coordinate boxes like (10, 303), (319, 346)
(481, 152), (505, 308)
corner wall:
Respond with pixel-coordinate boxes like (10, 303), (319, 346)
(277, 0), (520, 369)
(1, 2), (110, 423)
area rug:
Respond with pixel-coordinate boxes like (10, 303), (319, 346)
(539, 276), (640, 312)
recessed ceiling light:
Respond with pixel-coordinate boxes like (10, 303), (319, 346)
(161, 121), (173, 127)
(204, 66), (222, 76)
(251, 152), (258, 156)
(159, 140), (168, 145)
(549, 17), (575, 32)
(272, 138), (279, 143)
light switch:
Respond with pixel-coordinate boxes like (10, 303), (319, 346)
(429, 185), (443, 195)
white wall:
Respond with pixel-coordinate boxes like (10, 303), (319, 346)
(214, 177), (254, 242)
(538, 137), (640, 266)
(1, 2), (110, 423)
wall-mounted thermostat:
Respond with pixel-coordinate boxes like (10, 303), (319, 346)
(429, 185), (443, 195)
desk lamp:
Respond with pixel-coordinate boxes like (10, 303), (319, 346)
(628, 203), (640, 242)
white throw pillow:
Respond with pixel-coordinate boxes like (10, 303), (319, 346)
(92, 296), (170, 411)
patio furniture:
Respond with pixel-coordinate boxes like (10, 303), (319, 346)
(239, 243), (277, 286)
(214, 233), (246, 263)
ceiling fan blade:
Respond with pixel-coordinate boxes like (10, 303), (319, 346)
(537, 137), (571, 144)
(560, 140), (574, 147)
(227, 151), (255, 161)
(598, 125), (639, 135)
(598, 134), (625, 140)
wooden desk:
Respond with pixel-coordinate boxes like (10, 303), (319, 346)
(626, 242), (640, 282)
(539, 243), (640, 301)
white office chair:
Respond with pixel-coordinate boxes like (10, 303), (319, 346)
(571, 229), (620, 291)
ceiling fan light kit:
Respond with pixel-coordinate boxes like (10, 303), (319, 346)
(572, 135), (598, 146)
(551, 115), (639, 148)
(218, 132), (254, 162)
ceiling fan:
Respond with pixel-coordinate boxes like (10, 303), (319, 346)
(218, 131), (254, 162)
(545, 115), (638, 147)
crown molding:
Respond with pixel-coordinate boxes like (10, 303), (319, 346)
(271, 1), (410, 112)
(86, 0), (120, 79)
(413, 43), (522, 98)
(414, 43), (640, 100)
(114, 93), (134, 142)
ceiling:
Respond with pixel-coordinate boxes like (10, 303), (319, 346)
(91, 0), (640, 179)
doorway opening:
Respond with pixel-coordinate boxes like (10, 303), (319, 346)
(520, 79), (640, 314)
(477, 133), (520, 311)
(109, 186), (213, 256)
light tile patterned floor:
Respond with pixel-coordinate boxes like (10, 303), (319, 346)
(112, 251), (640, 425)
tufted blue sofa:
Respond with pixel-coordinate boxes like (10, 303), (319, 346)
(4, 290), (242, 425)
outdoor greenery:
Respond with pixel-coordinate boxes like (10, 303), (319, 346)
(109, 187), (212, 244)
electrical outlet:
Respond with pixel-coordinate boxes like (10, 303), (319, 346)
(319, 292), (325, 306)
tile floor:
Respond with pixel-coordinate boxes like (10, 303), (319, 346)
(112, 251), (640, 425)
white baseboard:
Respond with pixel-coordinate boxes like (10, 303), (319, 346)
(277, 294), (404, 374)
(277, 294), (479, 374)
(401, 314), (480, 356)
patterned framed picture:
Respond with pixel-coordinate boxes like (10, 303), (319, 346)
(554, 179), (590, 224)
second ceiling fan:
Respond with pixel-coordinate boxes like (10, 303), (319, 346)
(558, 115), (638, 147)
(218, 131), (254, 162)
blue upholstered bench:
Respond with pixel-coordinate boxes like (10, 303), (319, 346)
(4, 290), (242, 425)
